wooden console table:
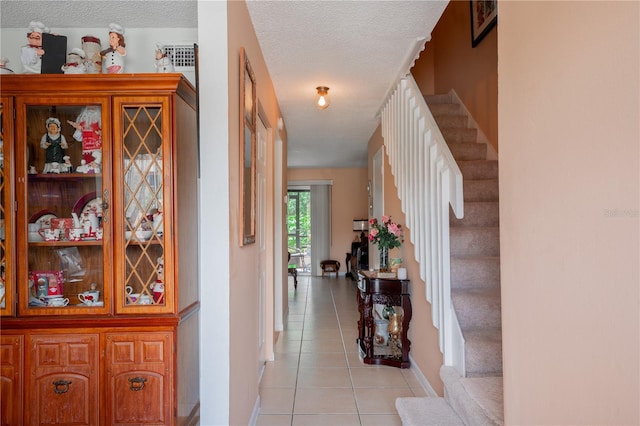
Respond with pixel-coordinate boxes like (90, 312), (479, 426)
(357, 271), (412, 368)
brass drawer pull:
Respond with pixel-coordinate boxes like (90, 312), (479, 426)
(52, 380), (72, 394)
(128, 376), (147, 391)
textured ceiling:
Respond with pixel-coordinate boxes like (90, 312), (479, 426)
(247, 0), (447, 168)
(1, 0), (448, 168)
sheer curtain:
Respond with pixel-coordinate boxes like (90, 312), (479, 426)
(310, 184), (331, 276)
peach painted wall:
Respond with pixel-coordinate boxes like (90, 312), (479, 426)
(368, 124), (445, 395)
(227, 2), (285, 424)
(287, 168), (368, 268)
(413, 0), (498, 152)
(499, 2), (639, 424)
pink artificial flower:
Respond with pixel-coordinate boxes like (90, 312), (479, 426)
(381, 215), (389, 224)
(369, 228), (379, 238)
(388, 222), (400, 235)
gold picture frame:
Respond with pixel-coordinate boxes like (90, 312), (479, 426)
(240, 47), (256, 245)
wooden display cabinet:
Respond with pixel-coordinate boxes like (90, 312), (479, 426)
(0, 74), (200, 425)
(357, 271), (412, 368)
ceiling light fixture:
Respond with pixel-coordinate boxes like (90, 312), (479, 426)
(315, 86), (330, 110)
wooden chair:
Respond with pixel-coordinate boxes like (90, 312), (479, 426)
(287, 252), (297, 289)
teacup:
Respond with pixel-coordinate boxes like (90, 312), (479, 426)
(78, 290), (100, 305)
(69, 228), (84, 241)
(47, 297), (69, 307)
(39, 228), (60, 241)
(127, 293), (140, 304)
(139, 294), (152, 305)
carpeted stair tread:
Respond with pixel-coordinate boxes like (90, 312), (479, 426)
(396, 397), (464, 426)
(451, 287), (502, 329)
(428, 102), (462, 115)
(450, 257), (501, 290)
(450, 201), (499, 227)
(441, 366), (504, 425)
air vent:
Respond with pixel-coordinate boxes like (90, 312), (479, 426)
(162, 43), (196, 71)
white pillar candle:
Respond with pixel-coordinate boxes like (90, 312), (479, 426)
(397, 268), (407, 280)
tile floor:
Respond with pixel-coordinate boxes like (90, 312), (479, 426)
(256, 274), (428, 425)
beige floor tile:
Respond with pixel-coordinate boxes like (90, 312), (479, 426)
(267, 352), (300, 368)
(298, 352), (347, 368)
(260, 367), (298, 388)
(354, 387), (414, 414)
(255, 414), (292, 426)
(350, 366), (410, 388)
(293, 388), (357, 414)
(292, 414), (361, 425)
(301, 328), (342, 341)
(274, 338), (302, 354)
(300, 339), (345, 353)
(296, 367), (352, 388)
(345, 351), (365, 367)
(359, 414), (403, 425)
(259, 387), (295, 414)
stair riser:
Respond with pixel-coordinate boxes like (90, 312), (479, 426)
(463, 179), (499, 202)
(464, 336), (503, 377)
(449, 143), (487, 161)
(451, 202), (499, 227)
(434, 114), (469, 128)
(429, 103), (462, 115)
(450, 228), (500, 257)
(450, 257), (501, 290)
(458, 160), (499, 180)
(452, 291), (502, 329)
(440, 127), (478, 143)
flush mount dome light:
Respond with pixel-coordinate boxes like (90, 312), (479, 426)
(315, 86), (330, 110)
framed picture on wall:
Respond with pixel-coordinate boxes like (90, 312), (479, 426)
(470, 0), (497, 48)
(239, 47), (256, 246)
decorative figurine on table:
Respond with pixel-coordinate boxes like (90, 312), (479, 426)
(154, 43), (174, 73)
(81, 35), (102, 73)
(61, 155), (73, 173)
(41, 117), (68, 173)
(68, 106), (101, 165)
(100, 23), (126, 74)
(21, 21), (49, 74)
(61, 47), (86, 74)
(0, 57), (14, 74)
(151, 257), (165, 304)
(86, 150), (102, 173)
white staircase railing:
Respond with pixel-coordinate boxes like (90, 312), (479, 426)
(380, 74), (465, 370)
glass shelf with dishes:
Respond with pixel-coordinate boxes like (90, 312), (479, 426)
(21, 101), (107, 313)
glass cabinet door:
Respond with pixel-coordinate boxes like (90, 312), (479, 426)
(17, 98), (110, 314)
(0, 97), (13, 315)
(115, 97), (171, 313)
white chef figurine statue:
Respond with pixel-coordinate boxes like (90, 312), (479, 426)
(101, 23), (126, 74)
(61, 48), (87, 74)
(21, 21), (49, 74)
(152, 257), (165, 304)
(154, 43), (174, 73)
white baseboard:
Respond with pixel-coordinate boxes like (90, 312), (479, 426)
(408, 354), (439, 397)
(249, 395), (260, 426)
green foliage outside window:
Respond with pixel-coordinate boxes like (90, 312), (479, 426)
(287, 190), (310, 252)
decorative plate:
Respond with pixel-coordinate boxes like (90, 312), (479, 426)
(28, 210), (58, 229)
(72, 191), (103, 230)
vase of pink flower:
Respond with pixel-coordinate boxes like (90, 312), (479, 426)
(368, 216), (403, 272)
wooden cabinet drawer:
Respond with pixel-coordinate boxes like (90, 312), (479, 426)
(105, 331), (173, 425)
(27, 333), (99, 425)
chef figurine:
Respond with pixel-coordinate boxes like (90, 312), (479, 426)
(154, 44), (174, 73)
(61, 47), (86, 74)
(41, 117), (68, 173)
(101, 23), (126, 74)
(21, 21), (49, 74)
(152, 257), (165, 304)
